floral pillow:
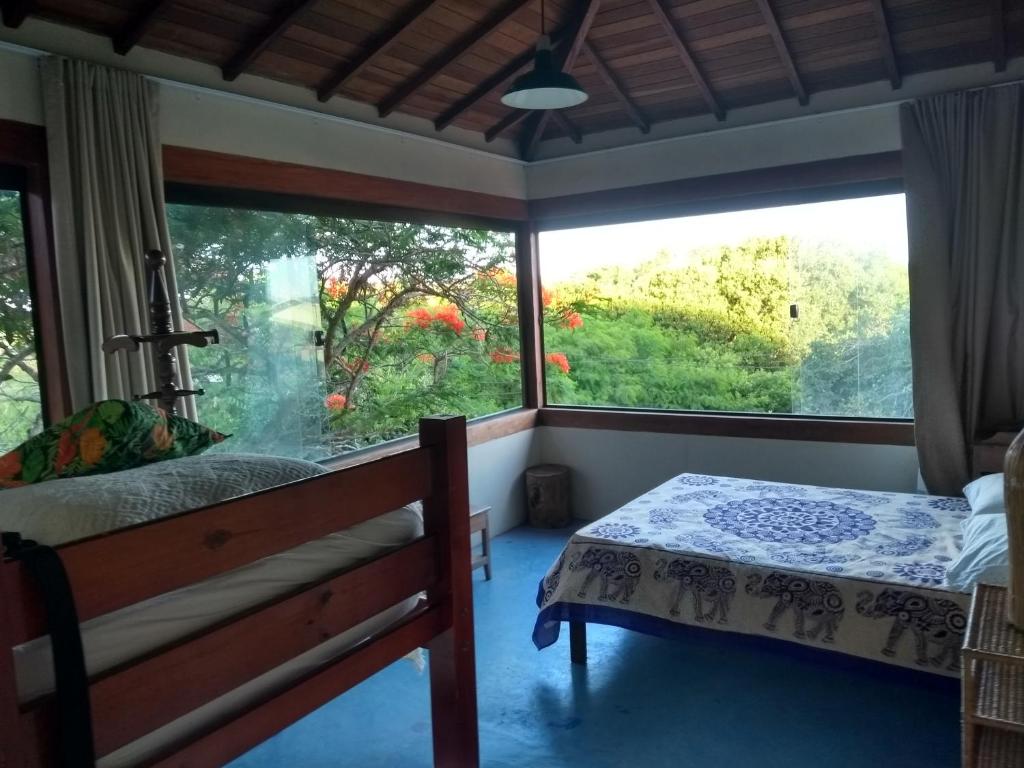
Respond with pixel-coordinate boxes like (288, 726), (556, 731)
(0, 400), (227, 489)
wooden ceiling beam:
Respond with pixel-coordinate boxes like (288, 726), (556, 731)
(646, 0), (725, 120)
(551, 110), (582, 143)
(318, 0), (440, 103)
(377, 0), (534, 119)
(222, 0), (318, 82)
(2, 0), (32, 28)
(992, 0), (1007, 72)
(752, 0), (808, 105)
(434, 25), (572, 133)
(581, 40), (649, 134)
(869, 0), (901, 88)
(112, 0), (171, 54)
(437, 48), (536, 133)
(485, 109), (531, 143)
(519, 0), (603, 161)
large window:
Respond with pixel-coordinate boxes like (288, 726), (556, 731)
(167, 202), (522, 460)
(538, 194), (912, 420)
(0, 186), (43, 453)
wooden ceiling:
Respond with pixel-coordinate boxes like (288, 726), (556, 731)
(3, 0), (1021, 159)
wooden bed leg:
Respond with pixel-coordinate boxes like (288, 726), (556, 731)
(420, 417), (479, 768)
(570, 620), (587, 665)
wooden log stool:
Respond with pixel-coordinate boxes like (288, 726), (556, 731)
(469, 506), (492, 580)
(526, 464), (571, 528)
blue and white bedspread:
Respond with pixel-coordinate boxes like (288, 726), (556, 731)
(534, 474), (972, 676)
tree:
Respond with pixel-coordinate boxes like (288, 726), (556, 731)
(0, 191), (42, 452)
(543, 234), (911, 419)
(167, 205), (562, 457)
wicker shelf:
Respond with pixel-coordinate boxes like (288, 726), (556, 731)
(975, 728), (1024, 768)
(963, 583), (1024, 768)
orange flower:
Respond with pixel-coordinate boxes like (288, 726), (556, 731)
(561, 312), (583, 331)
(472, 328), (487, 342)
(325, 277), (345, 301)
(325, 393), (348, 411)
(433, 304), (465, 335)
(542, 287), (554, 307)
(406, 307), (433, 329)
(484, 268), (517, 288)
(0, 449), (22, 479)
(149, 423), (174, 455)
(54, 430), (77, 473)
(545, 352), (570, 374)
(79, 427), (108, 466)
(417, 353), (435, 363)
(490, 349), (519, 364)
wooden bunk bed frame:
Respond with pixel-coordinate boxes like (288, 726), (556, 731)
(0, 416), (478, 767)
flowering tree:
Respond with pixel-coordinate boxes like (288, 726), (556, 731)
(168, 205), (589, 457)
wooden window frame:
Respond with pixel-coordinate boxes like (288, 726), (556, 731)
(0, 130), (913, 448)
(530, 151), (915, 446)
(162, 147), (538, 449)
(0, 119), (69, 425)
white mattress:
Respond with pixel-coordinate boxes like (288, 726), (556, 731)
(14, 504), (424, 765)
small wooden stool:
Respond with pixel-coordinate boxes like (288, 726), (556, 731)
(469, 506), (492, 580)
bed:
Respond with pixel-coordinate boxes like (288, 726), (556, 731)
(0, 416), (477, 767)
(534, 473), (980, 677)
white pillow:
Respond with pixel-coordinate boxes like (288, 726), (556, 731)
(963, 473), (1005, 516)
(946, 512), (1010, 591)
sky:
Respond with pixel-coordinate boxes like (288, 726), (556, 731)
(537, 193), (908, 285)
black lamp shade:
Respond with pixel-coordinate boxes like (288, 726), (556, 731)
(501, 43), (588, 110)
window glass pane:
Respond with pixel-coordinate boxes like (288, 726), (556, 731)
(168, 205), (521, 459)
(539, 194), (911, 419)
(0, 189), (44, 453)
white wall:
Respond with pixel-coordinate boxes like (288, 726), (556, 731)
(537, 426), (919, 523)
(0, 46), (42, 124)
(526, 58), (1024, 198)
(158, 83), (527, 200)
(0, 40), (527, 200)
(525, 106), (901, 199)
(468, 428), (542, 536)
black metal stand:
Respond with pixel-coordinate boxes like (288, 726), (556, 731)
(102, 250), (219, 416)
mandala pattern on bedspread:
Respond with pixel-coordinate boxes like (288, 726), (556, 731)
(534, 474), (970, 677)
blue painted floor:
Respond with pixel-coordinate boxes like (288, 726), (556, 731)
(231, 526), (960, 767)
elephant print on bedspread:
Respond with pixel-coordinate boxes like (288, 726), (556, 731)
(569, 548), (642, 603)
(745, 572), (845, 643)
(654, 558), (736, 623)
(855, 589), (966, 670)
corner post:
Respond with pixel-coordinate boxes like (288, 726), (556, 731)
(0, 542), (27, 766)
(419, 416), (478, 768)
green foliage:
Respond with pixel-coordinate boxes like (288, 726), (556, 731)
(0, 191), (43, 453)
(0, 199), (912, 462)
(544, 235), (911, 419)
(168, 205), (535, 458)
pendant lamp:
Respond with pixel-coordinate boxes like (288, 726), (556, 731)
(501, 0), (588, 110)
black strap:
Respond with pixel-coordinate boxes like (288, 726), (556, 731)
(2, 533), (95, 767)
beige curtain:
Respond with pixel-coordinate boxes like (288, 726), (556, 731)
(42, 57), (195, 418)
(901, 85), (1024, 495)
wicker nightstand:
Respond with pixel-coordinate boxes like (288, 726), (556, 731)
(963, 583), (1024, 767)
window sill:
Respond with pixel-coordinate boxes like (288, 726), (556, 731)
(318, 408), (539, 472)
(537, 407), (914, 446)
